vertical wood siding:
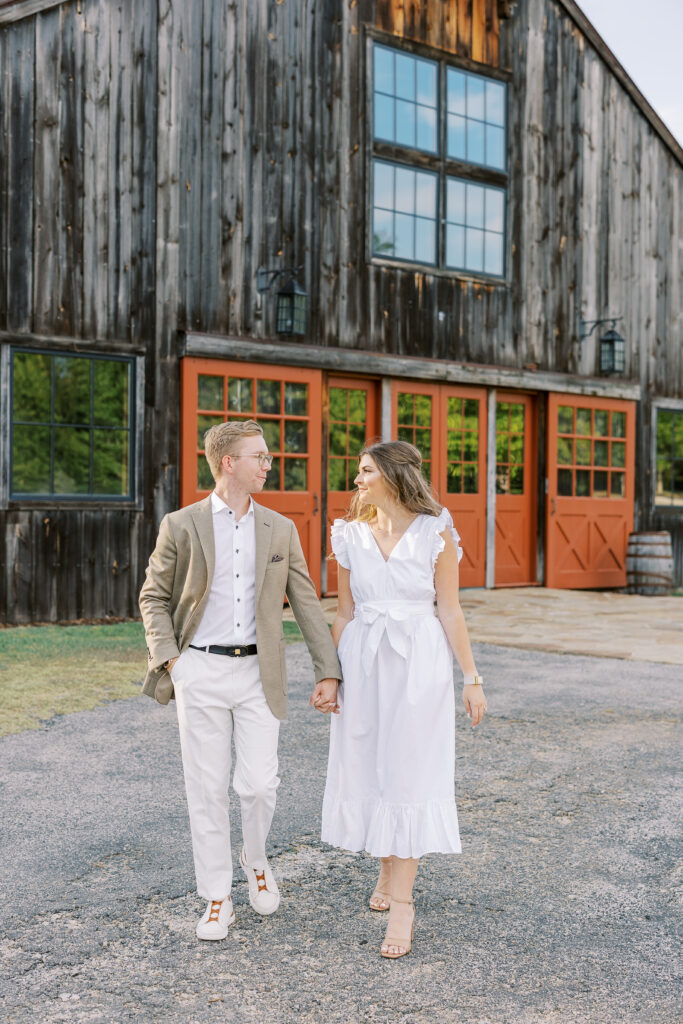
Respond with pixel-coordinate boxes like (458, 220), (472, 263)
(0, 0), (681, 619)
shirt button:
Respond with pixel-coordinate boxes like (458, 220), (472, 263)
(236, 574), (239, 578)
(236, 549), (239, 553)
(237, 598), (240, 602)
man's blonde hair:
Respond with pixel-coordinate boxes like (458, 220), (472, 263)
(203, 419), (264, 480)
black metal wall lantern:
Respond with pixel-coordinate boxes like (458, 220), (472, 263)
(598, 327), (625, 375)
(579, 316), (625, 375)
(256, 265), (307, 336)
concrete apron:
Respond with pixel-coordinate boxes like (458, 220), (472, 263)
(291, 588), (683, 666)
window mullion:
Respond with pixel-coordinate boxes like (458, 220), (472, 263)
(90, 360), (95, 494)
(50, 356), (56, 495)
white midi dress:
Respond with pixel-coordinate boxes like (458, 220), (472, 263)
(321, 509), (464, 860)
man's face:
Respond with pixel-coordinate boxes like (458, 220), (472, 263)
(225, 434), (271, 492)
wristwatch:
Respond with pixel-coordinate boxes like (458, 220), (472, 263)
(463, 674), (484, 686)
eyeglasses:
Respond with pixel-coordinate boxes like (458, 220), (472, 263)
(230, 453), (273, 468)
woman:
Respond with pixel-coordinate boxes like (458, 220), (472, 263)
(315, 440), (486, 959)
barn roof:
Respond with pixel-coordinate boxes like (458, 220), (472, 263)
(0, 0), (680, 164)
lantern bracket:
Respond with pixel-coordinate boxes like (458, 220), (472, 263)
(579, 316), (623, 341)
(256, 265), (304, 293)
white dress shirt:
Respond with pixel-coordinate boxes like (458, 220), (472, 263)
(192, 491), (257, 646)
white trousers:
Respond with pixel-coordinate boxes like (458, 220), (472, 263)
(171, 647), (280, 901)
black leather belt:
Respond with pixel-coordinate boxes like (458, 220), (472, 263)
(189, 643), (258, 657)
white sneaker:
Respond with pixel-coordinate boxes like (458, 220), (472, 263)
(240, 848), (280, 915)
(196, 897), (235, 940)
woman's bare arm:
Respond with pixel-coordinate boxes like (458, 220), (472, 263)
(434, 530), (487, 727)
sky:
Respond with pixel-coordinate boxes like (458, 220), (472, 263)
(576, 0), (683, 145)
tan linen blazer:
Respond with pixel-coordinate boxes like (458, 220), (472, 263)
(139, 496), (340, 720)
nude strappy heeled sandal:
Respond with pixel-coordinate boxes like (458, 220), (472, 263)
(369, 888), (391, 911)
(380, 896), (415, 959)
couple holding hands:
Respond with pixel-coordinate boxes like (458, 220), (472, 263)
(139, 420), (486, 960)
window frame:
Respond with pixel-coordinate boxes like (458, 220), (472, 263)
(366, 30), (510, 282)
(652, 400), (683, 510)
(1, 343), (144, 509)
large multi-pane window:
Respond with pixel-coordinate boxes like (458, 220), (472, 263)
(10, 349), (134, 499)
(371, 41), (507, 278)
(446, 68), (506, 170)
(446, 178), (505, 275)
(373, 161), (438, 264)
(655, 409), (683, 507)
(373, 45), (438, 152)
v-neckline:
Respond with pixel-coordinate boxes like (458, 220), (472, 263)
(365, 516), (420, 563)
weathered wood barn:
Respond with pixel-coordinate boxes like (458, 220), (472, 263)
(1, 0), (681, 623)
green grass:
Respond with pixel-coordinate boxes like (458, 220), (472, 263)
(0, 619), (304, 738)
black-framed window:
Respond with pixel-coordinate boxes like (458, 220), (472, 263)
(373, 160), (438, 264)
(371, 40), (507, 277)
(446, 177), (505, 275)
(10, 348), (135, 500)
(655, 409), (683, 507)
(446, 67), (506, 170)
(373, 44), (438, 153)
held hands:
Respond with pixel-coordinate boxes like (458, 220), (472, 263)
(463, 683), (487, 728)
(309, 678), (340, 715)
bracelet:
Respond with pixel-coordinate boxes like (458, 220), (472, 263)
(463, 674), (483, 686)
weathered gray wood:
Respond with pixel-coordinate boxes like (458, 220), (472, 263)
(0, 26), (10, 331)
(0, 0), (681, 621)
(58, 3), (84, 336)
(0, 331), (145, 354)
(6, 17), (34, 331)
(31, 5), (61, 334)
(82, 0), (110, 340)
(183, 332), (643, 399)
(556, 0), (683, 165)
(0, 0), (64, 26)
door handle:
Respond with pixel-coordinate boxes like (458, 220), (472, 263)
(313, 492), (319, 516)
(551, 497), (556, 516)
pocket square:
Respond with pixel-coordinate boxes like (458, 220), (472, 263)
(270, 554), (284, 562)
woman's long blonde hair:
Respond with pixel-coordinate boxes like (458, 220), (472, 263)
(347, 440), (442, 522)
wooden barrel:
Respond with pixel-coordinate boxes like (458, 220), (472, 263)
(626, 532), (674, 595)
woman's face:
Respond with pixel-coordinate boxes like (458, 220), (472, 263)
(354, 455), (391, 507)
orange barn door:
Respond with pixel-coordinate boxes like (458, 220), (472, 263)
(438, 386), (487, 587)
(546, 394), (635, 589)
(181, 358), (323, 591)
(325, 377), (379, 595)
(494, 394), (537, 585)
(391, 381), (486, 587)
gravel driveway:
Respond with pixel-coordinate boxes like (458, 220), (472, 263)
(0, 642), (680, 1023)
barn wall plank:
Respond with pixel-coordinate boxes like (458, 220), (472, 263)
(31, 6), (62, 334)
(6, 17), (35, 331)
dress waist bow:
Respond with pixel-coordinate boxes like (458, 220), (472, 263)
(355, 599), (435, 660)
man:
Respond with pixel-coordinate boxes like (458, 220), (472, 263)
(139, 419), (340, 940)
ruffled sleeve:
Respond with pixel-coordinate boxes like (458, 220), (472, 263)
(431, 508), (463, 568)
(330, 518), (351, 570)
